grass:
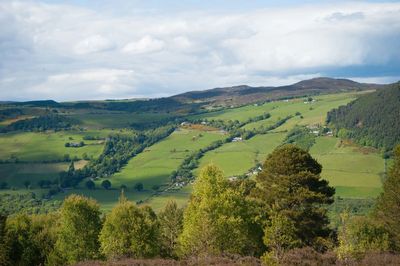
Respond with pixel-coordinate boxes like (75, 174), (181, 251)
(107, 128), (225, 190)
(0, 130), (108, 161)
(52, 189), (153, 212)
(191, 92), (358, 126)
(310, 137), (384, 198)
(197, 132), (286, 177)
(0, 163), (68, 188)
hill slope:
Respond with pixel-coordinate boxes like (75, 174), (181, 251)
(327, 82), (400, 151)
(172, 77), (385, 106)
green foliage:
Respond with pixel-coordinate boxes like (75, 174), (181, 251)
(85, 180), (95, 190)
(99, 199), (159, 259)
(337, 211), (389, 260)
(101, 179), (111, 190)
(283, 126), (316, 151)
(374, 145), (400, 250)
(158, 200), (184, 258)
(255, 144), (335, 250)
(327, 83), (400, 150)
(262, 209), (300, 261)
(2, 213), (58, 266)
(178, 164), (257, 257)
(134, 182), (144, 191)
(1, 114), (77, 133)
(0, 193), (61, 216)
(51, 195), (101, 265)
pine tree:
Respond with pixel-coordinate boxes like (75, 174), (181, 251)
(255, 144), (335, 250)
(375, 145), (400, 250)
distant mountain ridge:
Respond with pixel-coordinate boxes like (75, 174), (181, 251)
(172, 77), (386, 106)
(1, 77), (391, 111)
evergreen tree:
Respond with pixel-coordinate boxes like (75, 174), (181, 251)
(375, 145), (400, 250)
(50, 195), (101, 265)
(178, 164), (255, 257)
(255, 144), (335, 250)
(99, 197), (159, 259)
(159, 200), (184, 258)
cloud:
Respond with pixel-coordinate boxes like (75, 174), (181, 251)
(0, 1), (399, 101)
(122, 36), (165, 54)
(74, 35), (114, 55)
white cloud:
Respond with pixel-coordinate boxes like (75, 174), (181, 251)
(0, 1), (399, 101)
(74, 35), (114, 55)
(122, 36), (165, 54)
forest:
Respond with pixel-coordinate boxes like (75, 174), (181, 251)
(0, 144), (399, 266)
(327, 83), (400, 151)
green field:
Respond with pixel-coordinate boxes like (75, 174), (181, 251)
(53, 189), (153, 211)
(0, 131), (107, 161)
(193, 92), (358, 127)
(107, 128), (225, 190)
(0, 163), (68, 188)
(198, 132), (286, 177)
(310, 137), (384, 198)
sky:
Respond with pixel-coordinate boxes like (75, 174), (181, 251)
(0, 0), (400, 101)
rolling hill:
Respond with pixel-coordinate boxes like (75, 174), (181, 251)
(172, 77), (387, 106)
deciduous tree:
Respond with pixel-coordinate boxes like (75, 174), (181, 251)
(50, 195), (101, 265)
(178, 164), (255, 257)
(99, 197), (159, 259)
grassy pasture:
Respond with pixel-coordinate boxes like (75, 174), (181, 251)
(197, 132), (286, 177)
(0, 163), (68, 188)
(107, 128), (225, 190)
(191, 92), (358, 127)
(53, 189), (153, 212)
(0, 130), (107, 161)
(310, 137), (384, 198)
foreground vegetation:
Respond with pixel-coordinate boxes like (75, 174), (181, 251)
(0, 144), (399, 266)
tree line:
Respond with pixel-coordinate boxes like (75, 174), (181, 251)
(0, 114), (77, 133)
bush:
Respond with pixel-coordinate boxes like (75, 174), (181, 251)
(134, 182), (144, 191)
(101, 180), (111, 190)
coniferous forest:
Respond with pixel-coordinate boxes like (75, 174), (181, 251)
(327, 83), (400, 152)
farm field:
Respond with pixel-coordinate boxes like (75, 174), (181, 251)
(310, 137), (384, 198)
(0, 163), (69, 188)
(53, 189), (153, 212)
(197, 132), (286, 177)
(0, 130), (108, 161)
(108, 128), (225, 190)
(192, 92), (359, 126)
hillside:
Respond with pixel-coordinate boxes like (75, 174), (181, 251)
(327, 83), (400, 151)
(172, 77), (386, 106)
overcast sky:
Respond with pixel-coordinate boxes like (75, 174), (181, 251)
(1, 0), (400, 101)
